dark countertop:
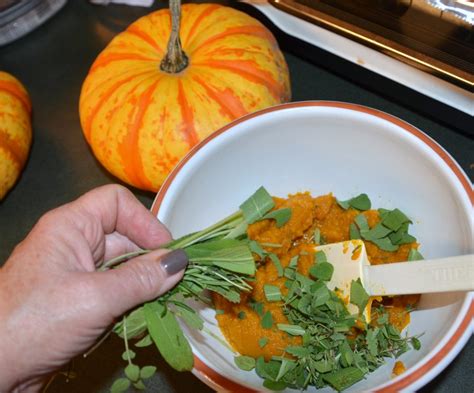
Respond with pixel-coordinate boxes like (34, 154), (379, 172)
(0, 1), (472, 392)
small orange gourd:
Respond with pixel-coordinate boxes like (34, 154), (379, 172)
(79, 2), (290, 191)
(0, 71), (32, 200)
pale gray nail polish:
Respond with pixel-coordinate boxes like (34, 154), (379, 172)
(160, 249), (188, 276)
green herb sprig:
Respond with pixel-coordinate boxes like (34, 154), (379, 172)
(105, 186), (283, 392)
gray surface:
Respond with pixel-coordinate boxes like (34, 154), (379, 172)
(0, 1), (472, 392)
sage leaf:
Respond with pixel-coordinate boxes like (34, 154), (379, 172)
(143, 302), (194, 372)
(234, 355), (256, 371)
(338, 194), (371, 211)
(135, 335), (153, 348)
(121, 350), (135, 361)
(354, 214), (369, 231)
(140, 366), (157, 379)
(277, 324), (305, 336)
(261, 208), (292, 228)
(264, 284), (282, 302)
(381, 208), (411, 231)
(269, 253), (283, 277)
(309, 261), (334, 281)
(124, 364), (140, 382)
(133, 380), (146, 390)
(315, 250), (328, 263)
(263, 379), (287, 391)
(175, 304), (204, 330)
(276, 358), (297, 381)
(322, 367), (365, 391)
(370, 237), (399, 252)
(350, 279), (369, 314)
(261, 311), (273, 329)
(408, 249), (424, 261)
(240, 186), (275, 224)
(411, 337), (421, 350)
(259, 337), (269, 348)
(350, 223), (361, 240)
(110, 378), (130, 393)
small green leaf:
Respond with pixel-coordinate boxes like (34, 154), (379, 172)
(349, 223), (361, 239)
(411, 337), (421, 350)
(261, 208), (292, 228)
(259, 337), (269, 348)
(370, 237), (399, 252)
(354, 214), (369, 231)
(289, 255), (299, 269)
(133, 380), (146, 390)
(261, 311), (274, 329)
(309, 261), (334, 281)
(337, 199), (350, 210)
(366, 328), (379, 356)
(314, 228), (321, 244)
(215, 309), (224, 315)
(277, 324), (305, 336)
(234, 355), (256, 371)
(135, 335), (153, 348)
(314, 360), (333, 373)
(315, 250), (328, 263)
(362, 223), (393, 240)
(110, 378), (131, 393)
(381, 208), (411, 231)
(263, 379), (288, 391)
(276, 358), (297, 381)
(240, 186), (275, 224)
(124, 364), (140, 382)
(350, 279), (370, 313)
(250, 301), (265, 317)
(285, 346), (310, 358)
(268, 253), (284, 277)
(350, 194), (371, 211)
(264, 284), (282, 302)
(122, 350), (135, 361)
(237, 311), (246, 320)
(408, 249), (424, 261)
(338, 194), (371, 211)
(248, 240), (266, 258)
(140, 366), (157, 379)
(322, 367), (365, 391)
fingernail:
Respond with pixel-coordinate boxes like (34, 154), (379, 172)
(160, 249), (188, 276)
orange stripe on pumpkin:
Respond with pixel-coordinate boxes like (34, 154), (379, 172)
(83, 71), (151, 141)
(127, 25), (164, 54)
(182, 4), (222, 47)
(0, 131), (23, 168)
(90, 53), (156, 73)
(0, 81), (31, 114)
(118, 80), (160, 191)
(192, 75), (247, 119)
(194, 60), (282, 101)
(191, 25), (276, 55)
(177, 81), (200, 148)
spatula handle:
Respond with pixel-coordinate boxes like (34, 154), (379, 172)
(363, 254), (474, 296)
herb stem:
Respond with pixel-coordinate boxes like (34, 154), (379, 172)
(123, 316), (132, 366)
(100, 249), (150, 271)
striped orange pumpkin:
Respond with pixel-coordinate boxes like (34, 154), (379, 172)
(79, 3), (290, 191)
(0, 71), (32, 200)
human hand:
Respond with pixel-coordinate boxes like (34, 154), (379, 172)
(0, 185), (188, 392)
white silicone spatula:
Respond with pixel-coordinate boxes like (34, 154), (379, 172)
(315, 240), (474, 318)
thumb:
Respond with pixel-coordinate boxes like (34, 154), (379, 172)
(94, 249), (188, 318)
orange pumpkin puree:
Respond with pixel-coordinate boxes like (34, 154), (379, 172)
(213, 192), (420, 360)
(392, 360), (407, 377)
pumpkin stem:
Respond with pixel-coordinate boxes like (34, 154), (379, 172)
(160, 0), (189, 74)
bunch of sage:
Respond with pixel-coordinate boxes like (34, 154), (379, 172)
(102, 186), (290, 392)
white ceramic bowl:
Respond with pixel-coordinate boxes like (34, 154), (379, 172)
(151, 102), (473, 393)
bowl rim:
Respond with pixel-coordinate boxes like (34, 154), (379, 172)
(151, 101), (473, 393)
